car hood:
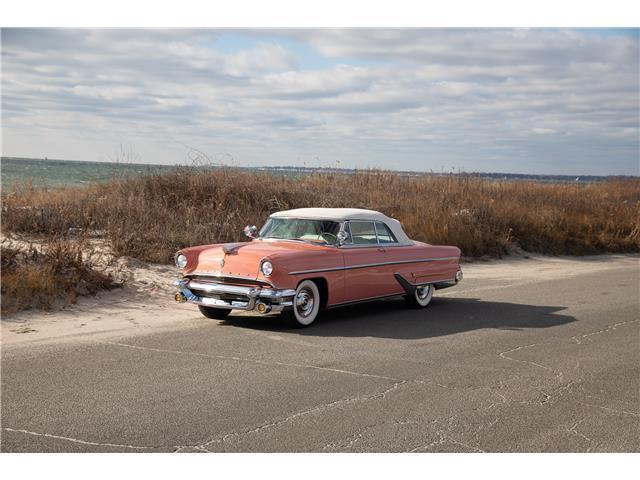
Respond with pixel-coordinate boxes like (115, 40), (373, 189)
(181, 239), (330, 279)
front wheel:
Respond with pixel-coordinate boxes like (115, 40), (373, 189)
(280, 280), (321, 327)
(198, 305), (231, 319)
(405, 284), (434, 308)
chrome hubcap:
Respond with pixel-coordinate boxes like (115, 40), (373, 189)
(416, 285), (431, 300)
(295, 288), (315, 317)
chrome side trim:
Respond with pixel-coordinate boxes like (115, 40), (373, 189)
(288, 265), (348, 275)
(288, 256), (459, 275)
(414, 276), (458, 286)
(339, 244), (395, 249)
(328, 293), (404, 308)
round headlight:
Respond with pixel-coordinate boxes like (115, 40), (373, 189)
(261, 260), (273, 276)
(175, 254), (188, 269)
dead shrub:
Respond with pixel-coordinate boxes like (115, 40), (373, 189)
(1, 238), (119, 315)
(2, 169), (639, 262)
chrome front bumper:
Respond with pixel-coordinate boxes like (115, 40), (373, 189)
(173, 279), (295, 312)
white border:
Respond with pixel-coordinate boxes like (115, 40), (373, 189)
(0, 0), (639, 27)
(1, 1), (638, 476)
(0, 453), (638, 480)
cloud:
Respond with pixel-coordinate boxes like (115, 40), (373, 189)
(287, 28), (636, 67)
(1, 28), (638, 174)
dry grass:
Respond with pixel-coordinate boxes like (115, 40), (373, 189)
(1, 237), (119, 314)
(2, 168), (639, 264)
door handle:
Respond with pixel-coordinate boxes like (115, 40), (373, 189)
(377, 247), (386, 252)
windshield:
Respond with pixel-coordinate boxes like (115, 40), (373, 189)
(259, 218), (341, 245)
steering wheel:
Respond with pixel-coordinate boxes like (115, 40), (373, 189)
(320, 232), (337, 244)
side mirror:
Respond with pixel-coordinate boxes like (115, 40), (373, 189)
(336, 230), (349, 246)
(243, 225), (258, 239)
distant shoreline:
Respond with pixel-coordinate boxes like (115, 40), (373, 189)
(2, 156), (637, 187)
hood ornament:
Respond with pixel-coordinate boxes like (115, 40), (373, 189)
(219, 258), (225, 268)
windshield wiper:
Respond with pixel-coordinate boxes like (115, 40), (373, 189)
(262, 236), (305, 242)
(263, 236), (329, 245)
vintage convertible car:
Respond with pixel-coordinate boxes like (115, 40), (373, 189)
(173, 208), (462, 327)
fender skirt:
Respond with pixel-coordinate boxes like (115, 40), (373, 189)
(394, 273), (417, 296)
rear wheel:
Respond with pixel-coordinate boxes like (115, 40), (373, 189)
(405, 284), (434, 308)
(281, 280), (321, 327)
(198, 305), (231, 319)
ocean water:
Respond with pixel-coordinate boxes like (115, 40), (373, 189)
(1, 157), (178, 190)
(1, 157), (619, 191)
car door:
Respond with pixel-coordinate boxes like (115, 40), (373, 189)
(373, 221), (413, 296)
(340, 220), (391, 303)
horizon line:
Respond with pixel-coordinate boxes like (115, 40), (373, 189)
(1, 155), (638, 179)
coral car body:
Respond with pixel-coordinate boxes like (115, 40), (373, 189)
(174, 208), (462, 326)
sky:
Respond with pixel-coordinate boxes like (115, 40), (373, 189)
(1, 28), (639, 175)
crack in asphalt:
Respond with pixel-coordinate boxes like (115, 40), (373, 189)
(2, 428), (155, 450)
(173, 445), (209, 453)
(408, 429), (487, 453)
(6, 371), (633, 453)
(497, 343), (569, 404)
(567, 419), (592, 447)
(104, 338), (529, 452)
(496, 319), (639, 412)
(321, 423), (380, 452)
(321, 383), (513, 452)
(405, 389), (508, 453)
(103, 340), (398, 381)
(571, 319), (639, 345)
(499, 317), (639, 369)
(498, 343), (554, 371)
(573, 400), (639, 418)
(97, 340), (499, 453)
(197, 380), (409, 452)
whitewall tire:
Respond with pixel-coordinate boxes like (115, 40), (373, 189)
(407, 284), (434, 308)
(281, 280), (321, 327)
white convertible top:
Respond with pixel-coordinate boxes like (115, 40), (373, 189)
(270, 208), (413, 245)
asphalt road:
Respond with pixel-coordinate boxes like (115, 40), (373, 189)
(2, 259), (639, 452)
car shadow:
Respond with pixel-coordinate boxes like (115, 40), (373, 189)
(220, 296), (576, 340)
